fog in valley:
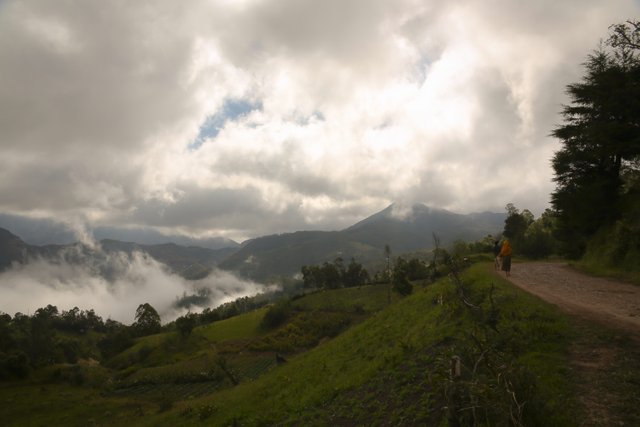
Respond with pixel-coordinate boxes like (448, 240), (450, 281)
(0, 246), (268, 324)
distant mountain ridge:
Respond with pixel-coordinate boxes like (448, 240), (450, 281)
(344, 204), (504, 252)
(99, 240), (237, 279)
(220, 203), (505, 280)
(0, 227), (28, 270)
(0, 203), (506, 282)
(0, 228), (236, 279)
(0, 212), (240, 249)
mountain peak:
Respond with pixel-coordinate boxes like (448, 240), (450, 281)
(386, 202), (451, 220)
(0, 227), (28, 269)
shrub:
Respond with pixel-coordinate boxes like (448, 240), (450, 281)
(175, 313), (197, 338)
(392, 272), (412, 296)
(0, 350), (29, 380)
(260, 301), (292, 330)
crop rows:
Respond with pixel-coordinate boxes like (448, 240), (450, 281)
(112, 381), (222, 399)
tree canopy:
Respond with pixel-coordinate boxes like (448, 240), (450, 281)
(551, 20), (640, 257)
(301, 257), (369, 289)
(132, 303), (161, 336)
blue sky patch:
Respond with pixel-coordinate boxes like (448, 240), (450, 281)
(189, 98), (261, 150)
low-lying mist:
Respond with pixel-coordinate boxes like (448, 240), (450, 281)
(0, 245), (270, 324)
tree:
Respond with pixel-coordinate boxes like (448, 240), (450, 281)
(321, 262), (341, 289)
(301, 265), (321, 288)
(175, 313), (197, 338)
(521, 219), (557, 259)
(0, 312), (13, 351)
(29, 314), (55, 365)
(132, 303), (161, 336)
(260, 300), (292, 330)
(97, 320), (133, 359)
(452, 240), (469, 258)
(34, 305), (58, 321)
(343, 258), (369, 287)
(551, 21), (640, 257)
(503, 204), (532, 242)
(391, 269), (412, 296)
(608, 20), (640, 58)
(404, 258), (430, 281)
(384, 244), (391, 276)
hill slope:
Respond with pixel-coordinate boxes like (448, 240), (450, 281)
(4, 262), (635, 425)
(146, 262), (575, 425)
(344, 203), (505, 251)
(0, 227), (28, 269)
(221, 204), (505, 280)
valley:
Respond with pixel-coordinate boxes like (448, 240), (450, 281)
(0, 261), (590, 426)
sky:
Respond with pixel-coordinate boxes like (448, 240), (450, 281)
(1, 0), (639, 245)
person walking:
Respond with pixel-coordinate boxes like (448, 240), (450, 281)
(492, 240), (501, 270)
(498, 239), (513, 277)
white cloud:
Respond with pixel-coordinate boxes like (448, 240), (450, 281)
(0, 0), (638, 242)
(0, 249), (268, 323)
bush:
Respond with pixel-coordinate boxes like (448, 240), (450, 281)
(392, 272), (412, 296)
(261, 301), (292, 330)
(175, 313), (197, 338)
(520, 221), (557, 259)
(582, 220), (640, 274)
(0, 350), (29, 380)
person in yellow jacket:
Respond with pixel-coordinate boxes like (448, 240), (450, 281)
(498, 239), (513, 277)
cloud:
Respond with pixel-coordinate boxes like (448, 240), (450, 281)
(0, 213), (77, 245)
(0, 0), (639, 243)
(0, 247), (268, 324)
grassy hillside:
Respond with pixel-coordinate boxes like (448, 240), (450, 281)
(1, 262), (606, 425)
(144, 263), (575, 426)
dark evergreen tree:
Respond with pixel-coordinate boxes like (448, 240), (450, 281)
(551, 21), (640, 257)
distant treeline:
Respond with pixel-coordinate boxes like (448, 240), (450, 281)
(301, 257), (369, 289)
(0, 281), (308, 380)
(1, 305), (130, 379)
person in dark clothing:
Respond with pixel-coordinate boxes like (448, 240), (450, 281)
(493, 240), (501, 270)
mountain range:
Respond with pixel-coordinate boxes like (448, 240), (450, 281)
(0, 204), (505, 281)
(0, 228), (235, 280)
(220, 204), (505, 280)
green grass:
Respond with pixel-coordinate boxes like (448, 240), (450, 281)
(147, 263), (576, 426)
(1, 262), (595, 425)
(578, 222), (640, 285)
(196, 307), (267, 342)
(107, 308), (269, 373)
(108, 332), (171, 368)
(0, 382), (156, 426)
(292, 283), (396, 312)
(572, 259), (640, 285)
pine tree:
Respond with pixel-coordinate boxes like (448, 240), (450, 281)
(551, 21), (640, 257)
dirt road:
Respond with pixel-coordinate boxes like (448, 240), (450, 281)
(501, 262), (640, 426)
(502, 262), (640, 338)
